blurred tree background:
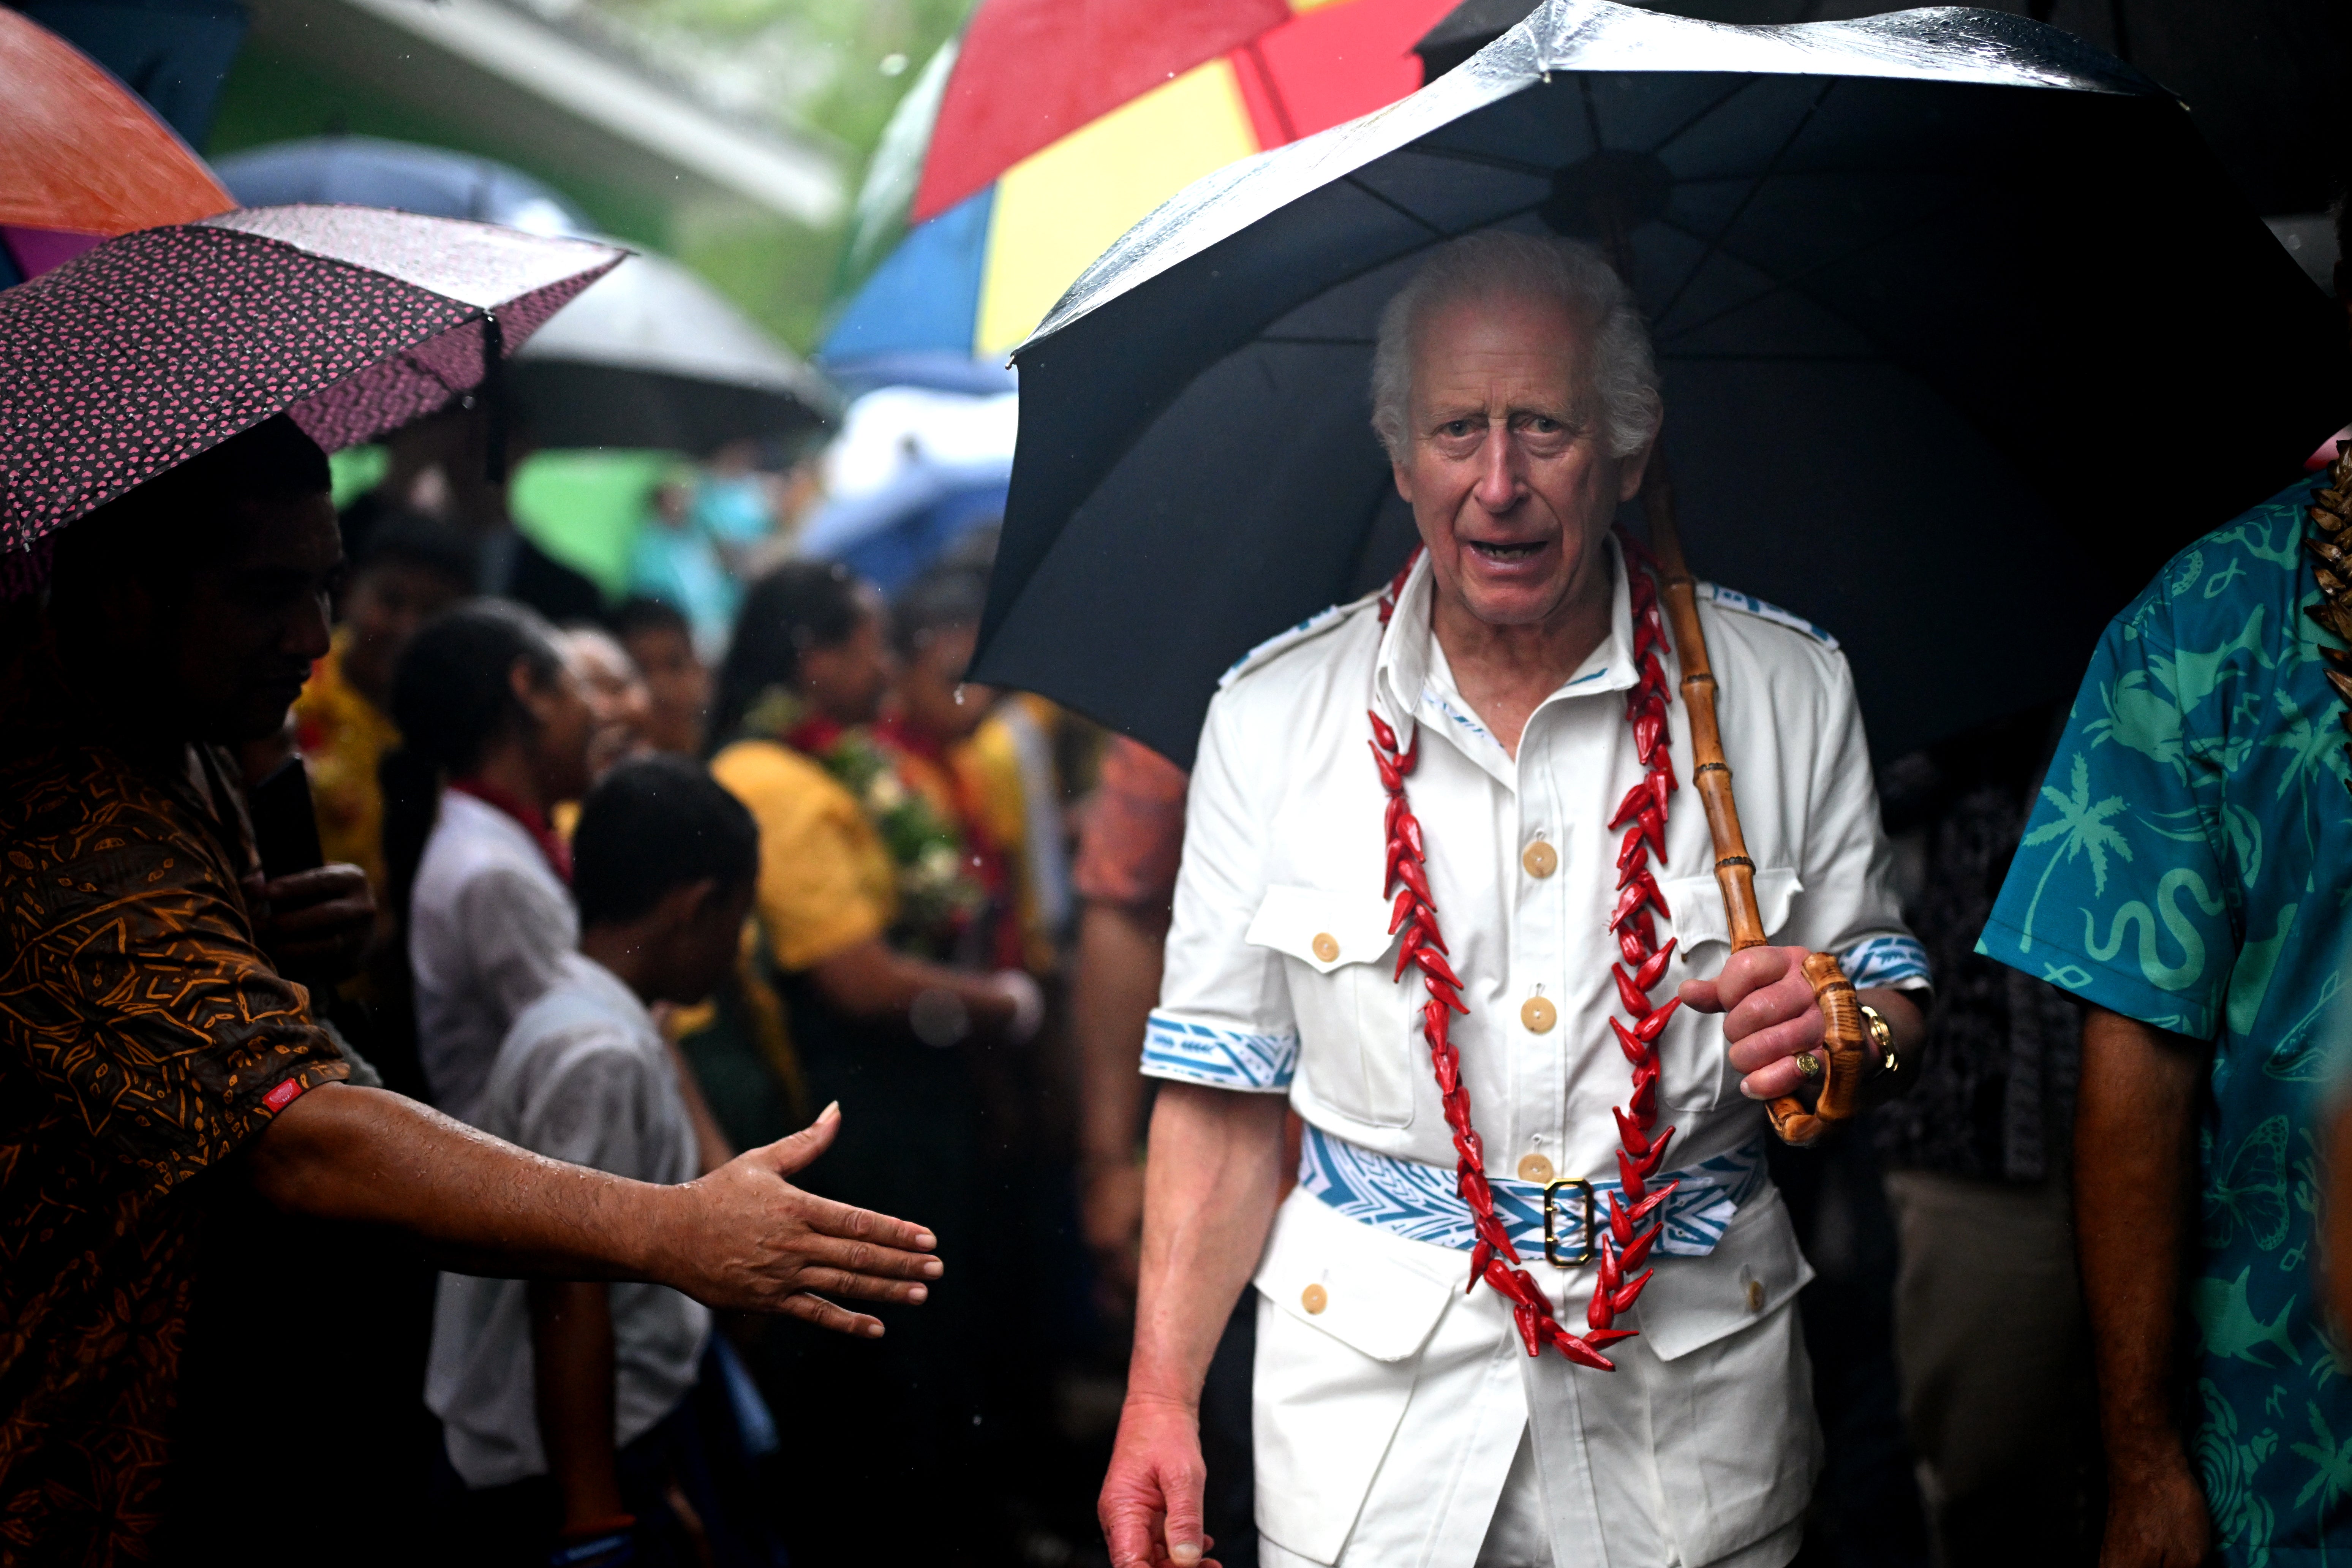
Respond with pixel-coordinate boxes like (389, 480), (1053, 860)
(209, 0), (970, 350)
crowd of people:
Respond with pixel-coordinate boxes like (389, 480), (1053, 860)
(0, 386), (1132, 1563)
(1, 157), (2347, 1568)
(309, 416), (1132, 1562)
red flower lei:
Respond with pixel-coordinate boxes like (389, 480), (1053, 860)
(1370, 530), (1680, 1371)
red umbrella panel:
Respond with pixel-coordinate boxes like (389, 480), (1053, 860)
(0, 204), (624, 549)
(0, 7), (234, 279)
(913, 0), (1456, 226)
(828, 0), (1459, 369)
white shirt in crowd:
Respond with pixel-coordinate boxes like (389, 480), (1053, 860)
(1145, 539), (1928, 1568)
(426, 951), (711, 1489)
(409, 787), (578, 1123)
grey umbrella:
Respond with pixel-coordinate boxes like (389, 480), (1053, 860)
(971, 0), (2348, 768)
(217, 136), (835, 453)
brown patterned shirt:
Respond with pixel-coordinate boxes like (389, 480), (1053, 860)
(0, 719), (349, 1565)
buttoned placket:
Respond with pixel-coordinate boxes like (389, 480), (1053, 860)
(1377, 541), (1644, 1194)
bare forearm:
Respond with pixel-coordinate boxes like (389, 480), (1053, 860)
(1128, 1085), (1288, 1409)
(1073, 902), (1168, 1168)
(247, 1082), (679, 1282)
(808, 937), (1015, 1029)
(2077, 1005), (2209, 1466)
(529, 1279), (624, 1529)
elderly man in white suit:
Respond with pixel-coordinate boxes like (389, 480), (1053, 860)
(1097, 232), (1931, 1568)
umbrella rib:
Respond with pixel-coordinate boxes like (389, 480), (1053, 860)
(1342, 176), (1450, 238)
(1237, 199), (1555, 353)
(1576, 73), (1606, 156)
(1653, 81), (1837, 325)
(1258, 200), (1548, 321)
(1396, 144), (1557, 180)
(1641, 79), (1763, 159)
(1652, 201), (1949, 349)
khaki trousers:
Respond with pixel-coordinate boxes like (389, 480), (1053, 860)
(1882, 1169), (2099, 1566)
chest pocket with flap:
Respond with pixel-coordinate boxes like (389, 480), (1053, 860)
(1246, 885), (1413, 1128)
(1659, 866), (1804, 954)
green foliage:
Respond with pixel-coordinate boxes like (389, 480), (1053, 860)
(589, 0), (969, 153)
(207, 0), (972, 351)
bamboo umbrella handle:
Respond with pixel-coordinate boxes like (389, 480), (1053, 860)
(1641, 463), (1865, 1146)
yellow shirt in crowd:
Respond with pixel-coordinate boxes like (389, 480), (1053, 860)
(710, 738), (895, 972)
(293, 628), (398, 898)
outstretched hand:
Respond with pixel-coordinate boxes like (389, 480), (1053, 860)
(1677, 945), (1826, 1103)
(661, 1103), (942, 1336)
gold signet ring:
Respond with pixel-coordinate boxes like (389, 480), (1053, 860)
(1793, 1051), (1823, 1079)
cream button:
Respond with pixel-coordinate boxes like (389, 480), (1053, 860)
(1517, 1153), (1556, 1184)
(1311, 932), (1339, 963)
(1521, 996), (1557, 1033)
(1301, 1283), (1329, 1315)
(1522, 840), (1558, 878)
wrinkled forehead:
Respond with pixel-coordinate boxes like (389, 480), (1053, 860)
(1409, 290), (1599, 394)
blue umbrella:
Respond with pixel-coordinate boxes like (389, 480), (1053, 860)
(214, 136), (593, 236)
(799, 458), (1011, 595)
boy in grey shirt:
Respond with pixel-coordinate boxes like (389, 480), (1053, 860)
(429, 756), (795, 1563)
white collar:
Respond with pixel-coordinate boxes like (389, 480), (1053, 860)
(1373, 531), (1642, 753)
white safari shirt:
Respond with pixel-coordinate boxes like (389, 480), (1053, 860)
(1145, 541), (1926, 1568)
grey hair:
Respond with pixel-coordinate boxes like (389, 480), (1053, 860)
(1369, 232), (1661, 462)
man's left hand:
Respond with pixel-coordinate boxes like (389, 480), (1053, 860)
(1678, 945), (1827, 1102)
(245, 863), (374, 980)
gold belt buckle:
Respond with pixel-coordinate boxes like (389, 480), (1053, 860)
(1542, 1177), (1596, 1268)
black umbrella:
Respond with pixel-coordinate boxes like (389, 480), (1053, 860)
(971, 0), (2348, 769)
(1412, 0), (2352, 216)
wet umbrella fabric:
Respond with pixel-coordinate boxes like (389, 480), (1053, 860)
(510, 249), (836, 454)
(972, 0), (2349, 768)
(0, 204), (624, 550)
(824, 0), (1460, 373)
(216, 136), (829, 454)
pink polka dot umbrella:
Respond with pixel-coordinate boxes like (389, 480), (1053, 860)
(0, 204), (625, 553)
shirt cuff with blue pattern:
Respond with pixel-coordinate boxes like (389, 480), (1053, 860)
(1839, 934), (1932, 992)
(1140, 1011), (1299, 1093)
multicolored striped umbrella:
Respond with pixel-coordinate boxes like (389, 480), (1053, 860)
(822, 0), (1461, 374)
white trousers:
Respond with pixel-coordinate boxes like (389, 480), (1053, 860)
(1251, 1190), (1819, 1568)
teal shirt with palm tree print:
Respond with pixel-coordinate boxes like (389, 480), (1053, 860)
(1981, 469), (2352, 1565)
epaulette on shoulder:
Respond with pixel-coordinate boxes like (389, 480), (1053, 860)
(1218, 590), (1380, 690)
(1698, 582), (1840, 650)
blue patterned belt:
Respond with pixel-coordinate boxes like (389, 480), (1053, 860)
(1298, 1122), (1767, 1261)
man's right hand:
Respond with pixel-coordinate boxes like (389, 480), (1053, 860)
(1101, 1396), (1219, 1568)
(2101, 1446), (2214, 1567)
(656, 1102), (942, 1336)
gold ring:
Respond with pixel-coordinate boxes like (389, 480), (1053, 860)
(1793, 1051), (1822, 1079)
